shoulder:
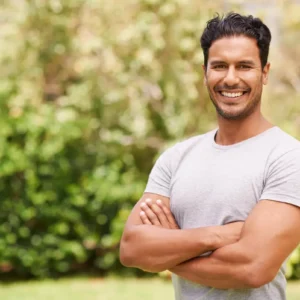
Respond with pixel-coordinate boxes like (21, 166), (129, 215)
(274, 128), (300, 147)
(153, 129), (215, 175)
(145, 130), (214, 196)
(263, 128), (300, 180)
(260, 129), (300, 206)
(161, 129), (215, 161)
(266, 127), (300, 161)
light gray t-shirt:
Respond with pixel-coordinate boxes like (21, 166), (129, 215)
(145, 127), (300, 300)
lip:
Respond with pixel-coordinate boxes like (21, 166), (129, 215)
(219, 91), (248, 95)
(214, 88), (250, 93)
(217, 91), (249, 102)
(220, 90), (248, 93)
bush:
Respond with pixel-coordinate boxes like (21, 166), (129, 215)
(0, 0), (299, 279)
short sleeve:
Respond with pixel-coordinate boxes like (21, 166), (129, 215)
(144, 146), (177, 198)
(260, 148), (300, 207)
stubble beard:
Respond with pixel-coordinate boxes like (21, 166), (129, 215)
(208, 88), (262, 121)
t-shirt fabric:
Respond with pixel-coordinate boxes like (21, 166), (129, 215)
(145, 126), (300, 300)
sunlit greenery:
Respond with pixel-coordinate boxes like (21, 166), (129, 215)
(0, 0), (299, 279)
(0, 277), (300, 300)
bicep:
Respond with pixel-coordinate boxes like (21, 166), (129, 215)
(239, 199), (300, 272)
(124, 193), (170, 227)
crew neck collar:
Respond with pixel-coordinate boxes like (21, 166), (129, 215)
(211, 126), (279, 150)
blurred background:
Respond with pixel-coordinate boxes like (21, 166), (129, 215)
(0, 0), (300, 299)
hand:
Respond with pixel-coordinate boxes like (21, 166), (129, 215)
(217, 221), (244, 247)
(140, 198), (179, 229)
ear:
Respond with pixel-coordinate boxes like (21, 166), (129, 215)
(262, 62), (270, 85)
(202, 65), (207, 86)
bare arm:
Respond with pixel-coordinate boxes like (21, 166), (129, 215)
(119, 193), (242, 272)
(170, 200), (300, 289)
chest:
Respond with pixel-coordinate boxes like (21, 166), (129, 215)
(170, 149), (267, 228)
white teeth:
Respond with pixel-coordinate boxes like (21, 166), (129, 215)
(221, 92), (243, 98)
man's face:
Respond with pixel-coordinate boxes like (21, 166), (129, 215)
(204, 36), (270, 120)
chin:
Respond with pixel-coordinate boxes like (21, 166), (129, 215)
(212, 93), (261, 120)
(219, 113), (247, 120)
(217, 107), (255, 120)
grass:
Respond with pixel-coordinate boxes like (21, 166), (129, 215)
(0, 277), (299, 300)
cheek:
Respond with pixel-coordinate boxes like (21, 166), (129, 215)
(240, 76), (261, 91)
(206, 74), (223, 87)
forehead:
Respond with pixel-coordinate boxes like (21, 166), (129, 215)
(208, 36), (260, 64)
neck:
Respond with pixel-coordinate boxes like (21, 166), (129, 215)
(215, 110), (273, 146)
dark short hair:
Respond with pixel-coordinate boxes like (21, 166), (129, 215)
(200, 12), (272, 68)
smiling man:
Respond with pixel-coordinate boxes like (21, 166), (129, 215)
(120, 13), (300, 300)
(205, 35), (269, 122)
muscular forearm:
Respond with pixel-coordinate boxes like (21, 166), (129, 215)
(120, 224), (225, 272)
(170, 241), (262, 289)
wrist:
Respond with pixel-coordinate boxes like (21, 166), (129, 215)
(187, 226), (223, 253)
(169, 260), (185, 273)
(214, 223), (241, 248)
(205, 226), (224, 249)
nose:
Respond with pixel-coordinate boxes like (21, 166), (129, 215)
(223, 66), (240, 87)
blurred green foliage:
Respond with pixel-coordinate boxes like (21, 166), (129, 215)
(0, 0), (299, 279)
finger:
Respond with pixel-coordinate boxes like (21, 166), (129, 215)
(156, 200), (179, 229)
(145, 199), (170, 228)
(140, 201), (161, 226)
(140, 211), (151, 225)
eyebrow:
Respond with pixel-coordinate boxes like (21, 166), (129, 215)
(209, 60), (256, 66)
(238, 60), (256, 66)
(209, 60), (226, 66)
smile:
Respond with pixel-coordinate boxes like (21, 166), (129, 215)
(220, 91), (245, 98)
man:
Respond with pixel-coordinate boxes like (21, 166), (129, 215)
(119, 12), (300, 300)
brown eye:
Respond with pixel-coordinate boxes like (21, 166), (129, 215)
(238, 65), (251, 69)
(214, 65), (226, 69)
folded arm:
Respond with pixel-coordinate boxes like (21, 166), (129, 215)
(119, 193), (242, 272)
(170, 200), (300, 289)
